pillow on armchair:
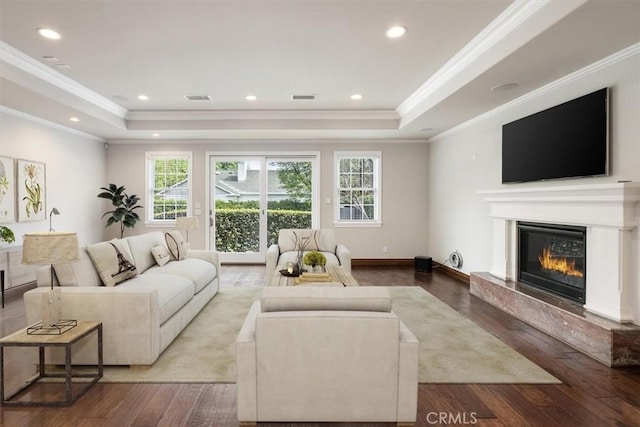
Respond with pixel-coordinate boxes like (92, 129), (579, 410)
(277, 229), (336, 253)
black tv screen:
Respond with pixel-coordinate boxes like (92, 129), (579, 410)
(502, 88), (609, 184)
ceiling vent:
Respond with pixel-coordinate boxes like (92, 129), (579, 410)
(185, 94), (212, 101)
(291, 94), (316, 101)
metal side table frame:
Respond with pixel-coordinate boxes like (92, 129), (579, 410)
(0, 321), (103, 407)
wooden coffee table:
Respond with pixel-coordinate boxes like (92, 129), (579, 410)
(269, 265), (358, 287)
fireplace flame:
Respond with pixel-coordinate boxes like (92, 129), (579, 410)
(538, 247), (584, 278)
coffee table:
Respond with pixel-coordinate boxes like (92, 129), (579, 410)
(269, 265), (358, 287)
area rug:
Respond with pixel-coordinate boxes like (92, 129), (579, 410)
(100, 286), (559, 384)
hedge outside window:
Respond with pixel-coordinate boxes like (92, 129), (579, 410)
(334, 151), (381, 226)
(146, 152), (192, 223)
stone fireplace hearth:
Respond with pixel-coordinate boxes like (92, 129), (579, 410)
(471, 182), (640, 366)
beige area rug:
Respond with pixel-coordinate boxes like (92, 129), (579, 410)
(100, 286), (559, 384)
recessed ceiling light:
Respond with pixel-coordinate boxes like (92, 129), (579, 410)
(419, 127), (433, 132)
(245, 95), (257, 101)
(69, 117), (79, 122)
(137, 94), (149, 101)
(42, 56), (59, 62)
(37, 28), (61, 40)
(491, 83), (519, 92)
(350, 94), (363, 100)
(386, 26), (407, 38)
(152, 133), (160, 137)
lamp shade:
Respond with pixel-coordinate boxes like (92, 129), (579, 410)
(176, 216), (199, 231)
(22, 232), (79, 265)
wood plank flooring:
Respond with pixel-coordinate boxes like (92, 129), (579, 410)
(1, 265), (639, 426)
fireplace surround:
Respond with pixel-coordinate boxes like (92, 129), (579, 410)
(479, 182), (640, 323)
(472, 182), (640, 366)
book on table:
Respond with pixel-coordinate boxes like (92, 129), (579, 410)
(296, 272), (333, 282)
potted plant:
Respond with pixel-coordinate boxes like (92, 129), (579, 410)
(0, 226), (15, 245)
(97, 184), (143, 238)
(304, 250), (327, 271)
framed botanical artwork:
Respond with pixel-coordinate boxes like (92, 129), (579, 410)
(0, 156), (16, 223)
(17, 159), (46, 222)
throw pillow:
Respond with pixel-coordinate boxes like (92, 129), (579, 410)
(165, 230), (187, 261)
(86, 240), (138, 287)
(151, 245), (171, 267)
(53, 247), (102, 287)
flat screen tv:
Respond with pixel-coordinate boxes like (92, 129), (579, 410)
(502, 88), (609, 184)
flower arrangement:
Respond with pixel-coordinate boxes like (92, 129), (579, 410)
(0, 226), (15, 244)
(303, 250), (326, 268)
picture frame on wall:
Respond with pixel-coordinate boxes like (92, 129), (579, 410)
(0, 156), (16, 224)
(17, 159), (46, 222)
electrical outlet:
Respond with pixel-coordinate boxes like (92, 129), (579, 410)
(382, 246), (388, 253)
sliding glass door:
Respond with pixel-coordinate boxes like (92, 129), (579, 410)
(208, 154), (318, 263)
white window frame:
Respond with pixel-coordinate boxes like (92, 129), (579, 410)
(333, 151), (382, 227)
(145, 151), (193, 226)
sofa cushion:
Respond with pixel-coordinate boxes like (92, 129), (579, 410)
(261, 286), (392, 313)
(53, 247), (102, 287)
(119, 274), (194, 325)
(277, 229), (336, 253)
(165, 230), (188, 261)
(145, 258), (216, 294)
(86, 240), (138, 287)
(125, 232), (167, 273)
(151, 245), (171, 267)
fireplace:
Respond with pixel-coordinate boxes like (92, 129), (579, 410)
(518, 222), (586, 303)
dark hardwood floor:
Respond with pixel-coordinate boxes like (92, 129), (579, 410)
(1, 265), (639, 426)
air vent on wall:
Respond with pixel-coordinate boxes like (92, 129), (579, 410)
(185, 94), (212, 101)
(291, 94), (316, 100)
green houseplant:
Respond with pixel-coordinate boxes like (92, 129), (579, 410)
(98, 184), (143, 238)
(303, 250), (327, 269)
(0, 226), (15, 245)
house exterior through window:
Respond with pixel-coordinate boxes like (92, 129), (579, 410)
(334, 151), (381, 226)
(145, 152), (192, 223)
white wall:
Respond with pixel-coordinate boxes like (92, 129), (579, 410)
(427, 48), (640, 319)
(105, 141), (429, 259)
(0, 110), (107, 246)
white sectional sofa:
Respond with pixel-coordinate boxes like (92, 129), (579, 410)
(23, 231), (220, 366)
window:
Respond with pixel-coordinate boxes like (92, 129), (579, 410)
(334, 151), (381, 226)
(146, 152), (192, 224)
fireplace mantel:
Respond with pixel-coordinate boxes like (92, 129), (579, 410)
(479, 182), (640, 323)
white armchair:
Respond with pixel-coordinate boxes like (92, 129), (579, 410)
(236, 286), (419, 424)
(265, 229), (351, 284)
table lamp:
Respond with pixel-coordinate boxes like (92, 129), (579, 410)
(22, 231), (79, 331)
(176, 216), (198, 243)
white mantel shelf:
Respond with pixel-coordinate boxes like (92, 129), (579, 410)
(479, 181), (640, 323)
(479, 182), (640, 230)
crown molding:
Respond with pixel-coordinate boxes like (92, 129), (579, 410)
(108, 137), (428, 145)
(0, 42), (128, 119)
(126, 109), (399, 121)
(0, 105), (105, 142)
(396, 0), (588, 126)
(428, 42), (640, 143)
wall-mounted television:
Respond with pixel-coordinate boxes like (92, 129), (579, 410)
(502, 88), (609, 184)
